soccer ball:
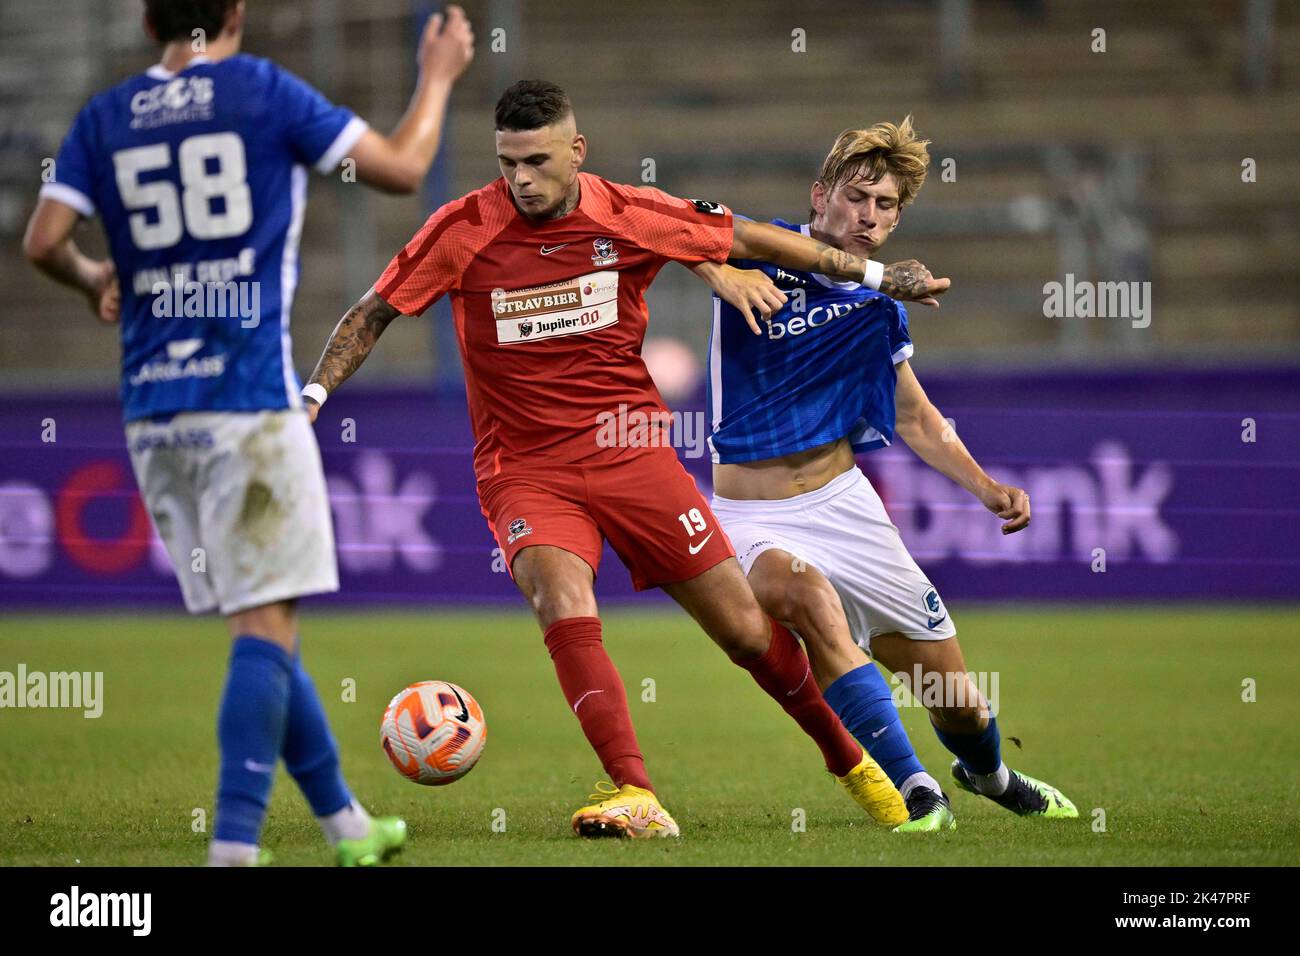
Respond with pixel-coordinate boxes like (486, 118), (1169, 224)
(380, 681), (487, 786)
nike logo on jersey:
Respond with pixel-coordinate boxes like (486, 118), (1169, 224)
(687, 530), (715, 555)
(540, 243), (570, 255)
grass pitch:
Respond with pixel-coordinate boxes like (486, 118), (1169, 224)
(1, 606), (1296, 866)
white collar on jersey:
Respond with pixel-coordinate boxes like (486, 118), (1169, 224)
(799, 223), (864, 290)
(146, 55), (212, 80)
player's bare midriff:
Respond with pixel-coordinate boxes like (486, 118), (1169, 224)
(712, 436), (856, 500)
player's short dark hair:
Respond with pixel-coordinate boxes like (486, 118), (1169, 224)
(494, 80), (573, 132)
(143, 0), (240, 45)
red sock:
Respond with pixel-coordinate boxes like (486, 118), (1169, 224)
(735, 619), (862, 777)
(543, 617), (653, 792)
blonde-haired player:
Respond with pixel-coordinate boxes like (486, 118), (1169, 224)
(693, 117), (1077, 829)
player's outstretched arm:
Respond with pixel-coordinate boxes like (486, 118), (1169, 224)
(345, 5), (475, 194)
(302, 290), (400, 422)
(689, 261), (788, 335)
(729, 218), (950, 307)
(894, 360), (1030, 534)
(22, 198), (119, 323)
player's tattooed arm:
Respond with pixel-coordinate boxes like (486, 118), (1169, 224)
(881, 260), (941, 305)
(688, 261), (788, 335)
(729, 218), (950, 307)
(305, 290), (400, 418)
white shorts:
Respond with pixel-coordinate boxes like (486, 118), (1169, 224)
(125, 409), (339, 616)
(711, 466), (956, 652)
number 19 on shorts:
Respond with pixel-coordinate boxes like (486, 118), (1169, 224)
(678, 508), (708, 536)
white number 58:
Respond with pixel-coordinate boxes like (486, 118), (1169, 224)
(112, 132), (252, 250)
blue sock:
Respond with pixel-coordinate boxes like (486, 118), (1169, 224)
(823, 663), (927, 789)
(215, 636), (293, 845)
(282, 648), (352, 818)
(933, 714), (1002, 775)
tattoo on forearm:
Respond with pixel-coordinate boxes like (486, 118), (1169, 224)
(747, 220), (934, 296)
(742, 220), (859, 281)
(307, 294), (399, 395)
(802, 239), (862, 283)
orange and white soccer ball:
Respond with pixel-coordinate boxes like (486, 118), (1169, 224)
(380, 681), (487, 786)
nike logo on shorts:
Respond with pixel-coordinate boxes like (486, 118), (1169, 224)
(926, 614), (948, 630)
(244, 759), (275, 774)
(688, 530), (715, 555)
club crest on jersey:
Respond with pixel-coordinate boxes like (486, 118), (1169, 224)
(507, 517), (533, 545)
(591, 237), (619, 267)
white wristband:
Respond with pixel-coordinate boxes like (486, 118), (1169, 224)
(302, 383), (329, 407)
(861, 259), (885, 291)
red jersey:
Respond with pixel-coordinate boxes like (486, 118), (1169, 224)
(374, 172), (733, 483)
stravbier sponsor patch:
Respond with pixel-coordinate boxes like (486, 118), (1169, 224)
(492, 271), (619, 344)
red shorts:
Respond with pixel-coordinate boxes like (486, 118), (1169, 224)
(478, 445), (736, 590)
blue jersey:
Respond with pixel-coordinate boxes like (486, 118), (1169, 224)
(42, 54), (366, 422)
(706, 220), (913, 464)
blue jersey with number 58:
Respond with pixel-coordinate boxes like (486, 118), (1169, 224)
(42, 54), (367, 422)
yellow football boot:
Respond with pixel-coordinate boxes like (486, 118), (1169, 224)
(571, 781), (681, 839)
(838, 750), (910, 826)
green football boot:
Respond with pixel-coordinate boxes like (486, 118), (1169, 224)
(892, 787), (957, 833)
(951, 760), (1078, 818)
(335, 816), (408, 867)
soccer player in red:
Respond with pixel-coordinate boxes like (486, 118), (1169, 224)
(303, 80), (950, 837)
